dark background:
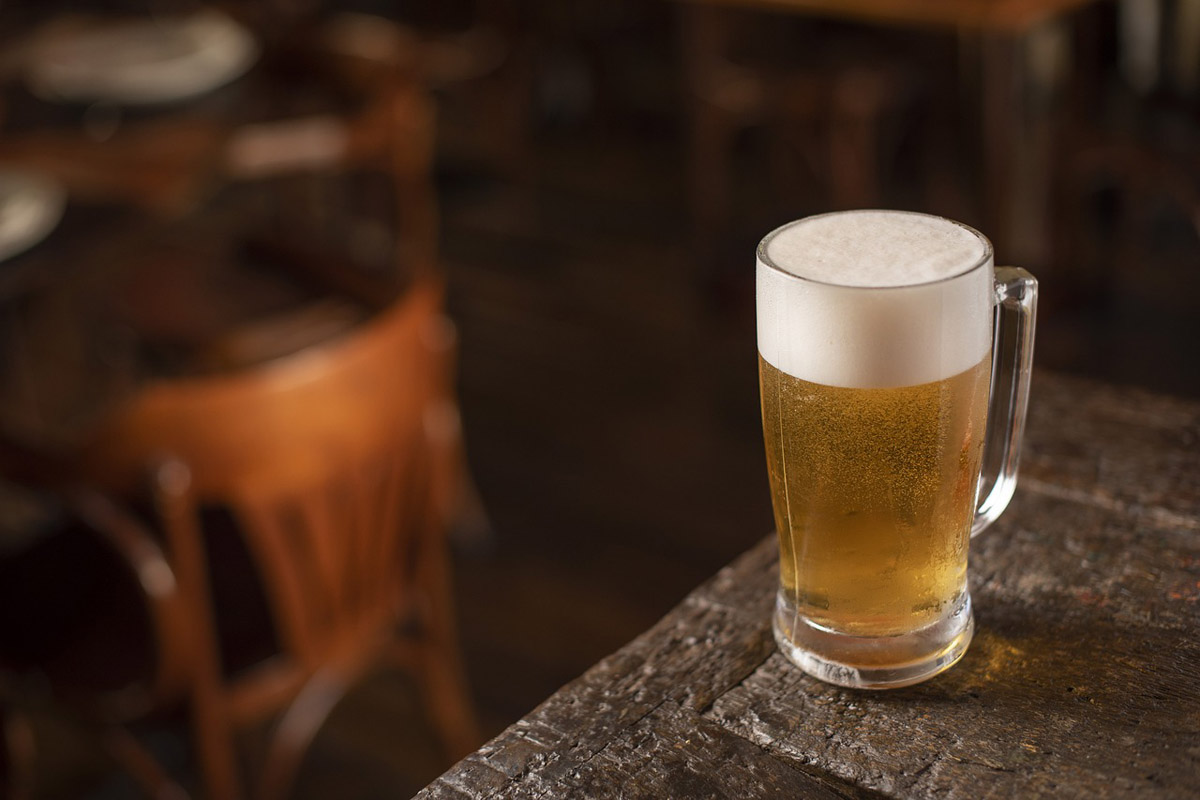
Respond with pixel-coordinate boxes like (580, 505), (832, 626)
(0, 0), (1196, 796)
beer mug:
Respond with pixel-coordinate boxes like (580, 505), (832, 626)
(757, 210), (1037, 689)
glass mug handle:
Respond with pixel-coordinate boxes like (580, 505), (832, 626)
(973, 266), (1038, 536)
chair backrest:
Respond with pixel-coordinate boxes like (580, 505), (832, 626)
(81, 279), (455, 678)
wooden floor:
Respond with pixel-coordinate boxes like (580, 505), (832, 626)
(13, 67), (1200, 800)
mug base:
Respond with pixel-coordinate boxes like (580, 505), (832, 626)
(773, 592), (974, 690)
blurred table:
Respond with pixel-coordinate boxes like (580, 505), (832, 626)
(678, 0), (1095, 29)
(678, 0), (1100, 264)
(0, 13), (437, 450)
(417, 371), (1200, 798)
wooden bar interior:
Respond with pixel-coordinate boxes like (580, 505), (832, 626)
(0, 0), (1195, 797)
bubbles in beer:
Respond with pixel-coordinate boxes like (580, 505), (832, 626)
(760, 356), (990, 638)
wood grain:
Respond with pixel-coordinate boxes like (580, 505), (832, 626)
(420, 371), (1200, 798)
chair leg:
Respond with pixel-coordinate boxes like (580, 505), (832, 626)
(2, 677), (188, 800)
(102, 725), (190, 800)
(256, 665), (358, 800)
(419, 642), (479, 762)
(153, 462), (242, 800)
(415, 543), (480, 762)
(2, 704), (35, 800)
(187, 671), (241, 800)
(447, 461), (494, 555)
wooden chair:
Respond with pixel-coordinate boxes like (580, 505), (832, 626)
(77, 277), (479, 799)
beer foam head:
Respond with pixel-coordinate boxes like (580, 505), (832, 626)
(757, 211), (993, 388)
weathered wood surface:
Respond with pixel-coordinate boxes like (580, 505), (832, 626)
(418, 372), (1200, 799)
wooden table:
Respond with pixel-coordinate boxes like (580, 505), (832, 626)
(418, 371), (1200, 798)
(679, 0), (1100, 266)
(680, 0), (1096, 31)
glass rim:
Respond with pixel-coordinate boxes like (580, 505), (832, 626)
(756, 210), (995, 291)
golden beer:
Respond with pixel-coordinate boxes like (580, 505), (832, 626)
(759, 355), (991, 638)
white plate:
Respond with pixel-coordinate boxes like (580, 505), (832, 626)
(0, 171), (66, 263)
(24, 9), (259, 106)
